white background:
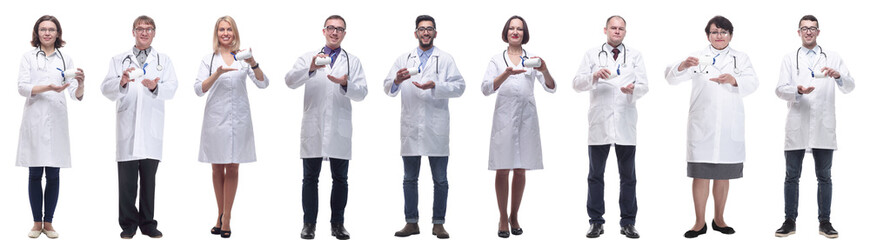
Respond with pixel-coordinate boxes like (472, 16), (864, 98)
(0, 0), (866, 239)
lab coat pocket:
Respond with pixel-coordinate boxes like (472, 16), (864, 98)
(150, 108), (165, 141)
(730, 111), (746, 142)
(337, 118), (353, 138)
(821, 112), (836, 130)
(301, 118), (319, 138)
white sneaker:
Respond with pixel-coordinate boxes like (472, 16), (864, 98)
(28, 230), (42, 238)
(43, 229), (59, 239)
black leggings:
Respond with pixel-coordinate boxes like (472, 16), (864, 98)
(29, 167), (59, 222)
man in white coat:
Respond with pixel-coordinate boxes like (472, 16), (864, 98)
(100, 15), (177, 239)
(385, 15), (465, 239)
(773, 15), (854, 239)
(573, 15), (647, 239)
(285, 15), (367, 240)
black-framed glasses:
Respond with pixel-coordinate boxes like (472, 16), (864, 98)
(324, 26), (346, 33)
(709, 31), (730, 36)
(800, 27), (819, 33)
(134, 28), (154, 34)
(416, 27), (435, 33)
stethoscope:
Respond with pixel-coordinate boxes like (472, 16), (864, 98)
(694, 46), (739, 75)
(502, 49), (528, 67)
(122, 49), (162, 72)
(36, 46), (65, 71)
(795, 46), (827, 77)
(318, 47), (351, 74)
(406, 51), (440, 74)
(598, 43), (627, 76)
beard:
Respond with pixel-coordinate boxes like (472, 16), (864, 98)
(418, 38), (433, 49)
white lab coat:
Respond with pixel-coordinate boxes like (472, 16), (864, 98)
(194, 52), (269, 164)
(664, 46), (758, 164)
(482, 50), (555, 170)
(101, 48), (178, 162)
(573, 44), (649, 145)
(285, 49), (367, 160)
(775, 46), (854, 151)
(16, 48), (81, 168)
(383, 47), (466, 156)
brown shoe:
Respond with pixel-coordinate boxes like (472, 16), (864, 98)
(394, 223), (420, 237)
(432, 224), (450, 239)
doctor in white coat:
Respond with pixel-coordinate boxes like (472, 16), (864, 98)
(285, 15), (366, 240)
(573, 15), (647, 239)
(194, 16), (269, 239)
(664, 16), (758, 238)
(17, 15), (84, 239)
(773, 15), (853, 239)
(482, 16), (555, 239)
(384, 15), (465, 239)
(101, 15), (177, 239)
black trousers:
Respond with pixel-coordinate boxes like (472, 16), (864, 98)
(118, 159), (159, 233)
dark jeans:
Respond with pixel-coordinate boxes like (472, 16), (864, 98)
(402, 156), (448, 224)
(587, 144), (637, 226)
(784, 149), (833, 221)
(118, 159), (159, 233)
(29, 167), (60, 222)
(302, 158), (349, 224)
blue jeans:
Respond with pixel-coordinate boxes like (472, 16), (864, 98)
(587, 144), (637, 227)
(302, 158), (349, 224)
(402, 156), (448, 224)
(29, 167), (60, 222)
(784, 149), (833, 221)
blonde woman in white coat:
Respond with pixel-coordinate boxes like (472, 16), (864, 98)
(482, 16), (555, 238)
(194, 16), (269, 238)
(17, 15), (85, 239)
(664, 16), (758, 238)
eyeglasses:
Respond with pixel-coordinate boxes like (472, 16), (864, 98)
(324, 26), (346, 33)
(135, 28), (154, 34)
(799, 27), (819, 33)
(416, 27), (435, 33)
(709, 31), (730, 36)
(38, 28), (57, 33)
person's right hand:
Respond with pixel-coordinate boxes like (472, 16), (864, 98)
(309, 54), (329, 72)
(49, 83), (71, 92)
(798, 85), (815, 95)
(504, 67), (526, 75)
(593, 68), (612, 81)
(394, 68), (411, 85)
(214, 66), (238, 76)
(120, 67), (135, 88)
(678, 57), (700, 71)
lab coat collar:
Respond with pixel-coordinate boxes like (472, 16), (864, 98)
(800, 45), (821, 56)
(130, 47), (159, 67)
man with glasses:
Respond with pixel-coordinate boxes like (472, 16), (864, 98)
(774, 15), (854, 239)
(285, 14), (367, 240)
(572, 15), (647, 239)
(100, 15), (178, 239)
(384, 15), (465, 239)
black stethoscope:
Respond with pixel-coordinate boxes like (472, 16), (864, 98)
(694, 46), (738, 75)
(122, 49), (162, 72)
(406, 50), (440, 74)
(502, 49), (528, 67)
(36, 46), (65, 71)
(598, 43), (627, 75)
(318, 47), (351, 74)
(796, 46), (827, 77)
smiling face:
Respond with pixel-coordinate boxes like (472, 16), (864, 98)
(604, 17), (626, 47)
(133, 22), (155, 49)
(415, 20), (436, 49)
(37, 21), (58, 48)
(798, 20), (819, 48)
(507, 18), (525, 46)
(707, 23), (732, 50)
(323, 19), (346, 49)
(217, 20), (235, 49)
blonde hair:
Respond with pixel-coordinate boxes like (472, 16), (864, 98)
(212, 16), (240, 52)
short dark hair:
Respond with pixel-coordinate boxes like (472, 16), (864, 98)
(799, 15), (819, 28)
(501, 15), (529, 44)
(133, 15), (156, 30)
(606, 15), (626, 27)
(416, 15), (435, 29)
(324, 15), (346, 28)
(31, 15), (65, 48)
(705, 15), (733, 36)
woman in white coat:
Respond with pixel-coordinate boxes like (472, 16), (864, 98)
(194, 16), (269, 238)
(664, 16), (758, 238)
(17, 15), (85, 239)
(482, 16), (555, 238)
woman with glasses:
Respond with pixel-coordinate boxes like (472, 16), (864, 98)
(17, 15), (85, 239)
(194, 15), (269, 238)
(664, 15), (758, 238)
(481, 15), (555, 238)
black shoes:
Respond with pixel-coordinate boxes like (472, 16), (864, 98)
(684, 224), (707, 238)
(497, 230), (509, 238)
(301, 223), (316, 239)
(211, 214), (223, 235)
(510, 227), (523, 235)
(143, 229), (163, 238)
(331, 222), (350, 239)
(586, 223), (604, 238)
(394, 223), (420, 237)
(711, 219), (735, 234)
(819, 221), (838, 238)
(220, 230), (232, 238)
(775, 219), (796, 237)
(432, 224), (450, 239)
(620, 225), (640, 239)
(120, 229), (136, 239)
